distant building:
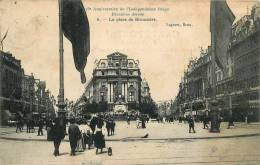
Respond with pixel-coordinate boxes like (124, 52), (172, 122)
(175, 48), (213, 117)
(141, 78), (151, 102)
(0, 51), (24, 125)
(83, 52), (142, 114)
(21, 74), (35, 116)
(0, 51), (55, 125)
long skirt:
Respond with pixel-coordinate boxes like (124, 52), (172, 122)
(76, 137), (84, 152)
(94, 131), (105, 149)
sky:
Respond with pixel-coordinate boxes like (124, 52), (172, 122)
(0, 0), (257, 102)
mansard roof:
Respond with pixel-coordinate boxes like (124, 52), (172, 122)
(107, 52), (127, 58)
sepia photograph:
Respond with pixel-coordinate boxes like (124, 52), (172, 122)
(0, 0), (260, 164)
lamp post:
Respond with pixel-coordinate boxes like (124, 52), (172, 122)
(29, 73), (35, 118)
(45, 90), (50, 121)
(57, 0), (67, 134)
(209, 100), (220, 132)
(50, 95), (54, 118)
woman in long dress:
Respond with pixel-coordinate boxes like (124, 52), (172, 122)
(76, 131), (84, 152)
(94, 117), (105, 154)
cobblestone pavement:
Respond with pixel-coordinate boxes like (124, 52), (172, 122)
(1, 121), (260, 141)
(0, 136), (259, 165)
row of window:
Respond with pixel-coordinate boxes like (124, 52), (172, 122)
(217, 78), (259, 94)
(96, 70), (139, 76)
(99, 81), (136, 88)
(99, 91), (136, 102)
(100, 61), (135, 68)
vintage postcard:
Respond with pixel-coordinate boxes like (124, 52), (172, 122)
(0, 0), (259, 164)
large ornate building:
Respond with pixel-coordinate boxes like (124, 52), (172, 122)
(229, 4), (260, 121)
(175, 48), (213, 117)
(83, 52), (142, 113)
(175, 3), (260, 122)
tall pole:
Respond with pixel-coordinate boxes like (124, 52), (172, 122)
(57, 0), (66, 133)
(211, 29), (216, 99)
(58, 0), (65, 111)
(209, 1), (220, 132)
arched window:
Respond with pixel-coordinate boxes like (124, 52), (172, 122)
(129, 91), (135, 102)
(101, 62), (106, 68)
(128, 62), (133, 68)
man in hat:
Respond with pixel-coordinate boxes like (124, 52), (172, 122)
(68, 118), (81, 156)
(37, 118), (44, 136)
(188, 115), (196, 133)
(51, 118), (65, 156)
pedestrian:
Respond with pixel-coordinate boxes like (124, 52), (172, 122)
(94, 117), (105, 154)
(136, 117), (141, 128)
(127, 116), (131, 125)
(26, 119), (30, 133)
(50, 118), (65, 156)
(89, 116), (97, 134)
(202, 115), (209, 129)
(105, 120), (111, 136)
(83, 130), (94, 149)
(16, 119), (22, 133)
(188, 115), (196, 133)
(30, 120), (35, 133)
(37, 118), (44, 136)
(76, 131), (84, 152)
(20, 119), (24, 130)
(146, 115), (149, 123)
(96, 116), (104, 129)
(141, 116), (146, 128)
(47, 120), (54, 141)
(111, 119), (115, 135)
(68, 118), (81, 156)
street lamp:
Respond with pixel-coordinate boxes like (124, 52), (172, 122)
(45, 89), (50, 121)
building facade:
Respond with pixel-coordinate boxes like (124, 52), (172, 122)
(229, 4), (260, 121)
(0, 51), (24, 125)
(0, 51), (56, 125)
(175, 48), (214, 118)
(83, 52), (142, 114)
(175, 3), (260, 122)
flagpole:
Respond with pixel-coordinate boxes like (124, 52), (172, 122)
(58, 0), (66, 129)
(209, 0), (220, 133)
(211, 2), (216, 99)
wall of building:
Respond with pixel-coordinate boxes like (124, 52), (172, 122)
(80, 52), (155, 114)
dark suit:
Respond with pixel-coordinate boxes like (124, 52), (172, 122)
(51, 123), (65, 156)
(68, 123), (81, 155)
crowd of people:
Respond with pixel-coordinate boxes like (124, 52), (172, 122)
(12, 111), (224, 157)
(47, 114), (115, 156)
(15, 118), (45, 136)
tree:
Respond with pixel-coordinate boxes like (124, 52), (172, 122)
(140, 99), (158, 118)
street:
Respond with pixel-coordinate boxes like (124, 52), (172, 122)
(0, 136), (259, 165)
(0, 121), (260, 165)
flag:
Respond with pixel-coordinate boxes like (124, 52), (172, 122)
(62, 0), (90, 83)
(210, 0), (235, 74)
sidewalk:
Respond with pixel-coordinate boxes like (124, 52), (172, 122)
(1, 121), (260, 142)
